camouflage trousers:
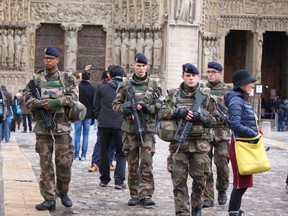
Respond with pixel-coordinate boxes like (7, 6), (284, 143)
(167, 152), (210, 215)
(123, 132), (155, 200)
(35, 134), (74, 200)
(204, 140), (229, 201)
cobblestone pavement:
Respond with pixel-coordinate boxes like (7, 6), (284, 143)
(7, 123), (288, 216)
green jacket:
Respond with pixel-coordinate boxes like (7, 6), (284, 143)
(25, 69), (78, 135)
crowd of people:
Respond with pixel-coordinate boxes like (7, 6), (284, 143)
(0, 46), (287, 216)
(0, 86), (33, 143)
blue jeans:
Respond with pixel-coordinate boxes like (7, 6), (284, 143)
(0, 118), (11, 142)
(277, 121), (285, 131)
(74, 118), (91, 158)
(91, 129), (115, 165)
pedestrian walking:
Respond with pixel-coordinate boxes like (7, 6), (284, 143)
(157, 63), (218, 216)
(73, 71), (96, 160)
(11, 93), (22, 131)
(203, 61), (232, 208)
(277, 104), (285, 132)
(24, 46), (80, 211)
(224, 69), (258, 216)
(88, 70), (116, 172)
(97, 65), (126, 189)
(19, 90), (33, 133)
(113, 53), (162, 206)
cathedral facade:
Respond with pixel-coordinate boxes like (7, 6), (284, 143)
(0, 0), (288, 104)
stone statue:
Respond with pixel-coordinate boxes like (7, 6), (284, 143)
(7, 29), (14, 67)
(14, 29), (22, 67)
(20, 29), (28, 68)
(175, 0), (194, 23)
(136, 32), (144, 54)
(129, 32), (137, 66)
(121, 32), (129, 67)
(114, 32), (121, 65)
(256, 33), (264, 80)
(143, 32), (153, 67)
(65, 30), (77, 71)
(153, 32), (162, 72)
(203, 40), (212, 73)
(1, 29), (8, 66)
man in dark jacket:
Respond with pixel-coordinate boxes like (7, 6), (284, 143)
(74, 71), (96, 160)
(97, 65), (126, 189)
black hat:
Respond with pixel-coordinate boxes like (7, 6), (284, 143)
(208, 61), (223, 71)
(44, 46), (60, 57)
(232, 70), (256, 90)
(182, 63), (199, 74)
(135, 53), (148, 65)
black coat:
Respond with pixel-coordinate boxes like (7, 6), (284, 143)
(96, 77), (123, 129)
(79, 80), (96, 119)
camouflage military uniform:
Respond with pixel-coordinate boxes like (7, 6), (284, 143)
(112, 73), (161, 201)
(158, 82), (218, 216)
(203, 82), (232, 203)
(25, 69), (78, 201)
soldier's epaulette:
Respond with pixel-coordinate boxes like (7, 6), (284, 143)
(224, 83), (233, 91)
(121, 78), (131, 87)
(200, 87), (211, 95)
(167, 88), (178, 96)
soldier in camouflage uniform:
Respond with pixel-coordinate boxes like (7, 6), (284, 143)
(203, 62), (232, 208)
(112, 53), (162, 206)
(158, 63), (218, 216)
(24, 46), (78, 211)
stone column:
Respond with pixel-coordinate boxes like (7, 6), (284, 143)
(62, 23), (82, 72)
(218, 29), (230, 71)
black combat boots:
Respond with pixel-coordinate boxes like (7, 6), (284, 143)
(218, 191), (227, 205)
(192, 208), (202, 216)
(35, 200), (56, 211)
(228, 210), (245, 216)
(60, 193), (73, 207)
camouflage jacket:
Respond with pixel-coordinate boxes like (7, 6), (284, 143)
(112, 73), (162, 134)
(158, 82), (218, 153)
(206, 81), (232, 141)
(25, 69), (78, 135)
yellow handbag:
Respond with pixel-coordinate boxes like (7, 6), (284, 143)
(235, 134), (272, 175)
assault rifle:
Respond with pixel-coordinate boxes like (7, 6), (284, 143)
(29, 79), (55, 131)
(216, 103), (230, 125)
(174, 90), (207, 153)
(125, 86), (147, 146)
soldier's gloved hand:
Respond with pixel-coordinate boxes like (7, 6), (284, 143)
(140, 103), (151, 114)
(191, 111), (201, 122)
(121, 101), (133, 117)
(173, 108), (189, 119)
(123, 107), (133, 117)
(47, 99), (61, 109)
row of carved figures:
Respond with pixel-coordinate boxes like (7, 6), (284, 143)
(114, 31), (163, 74)
(0, 27), (28, 71)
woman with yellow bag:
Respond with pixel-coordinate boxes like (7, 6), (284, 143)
(224, 70), (258, 216)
